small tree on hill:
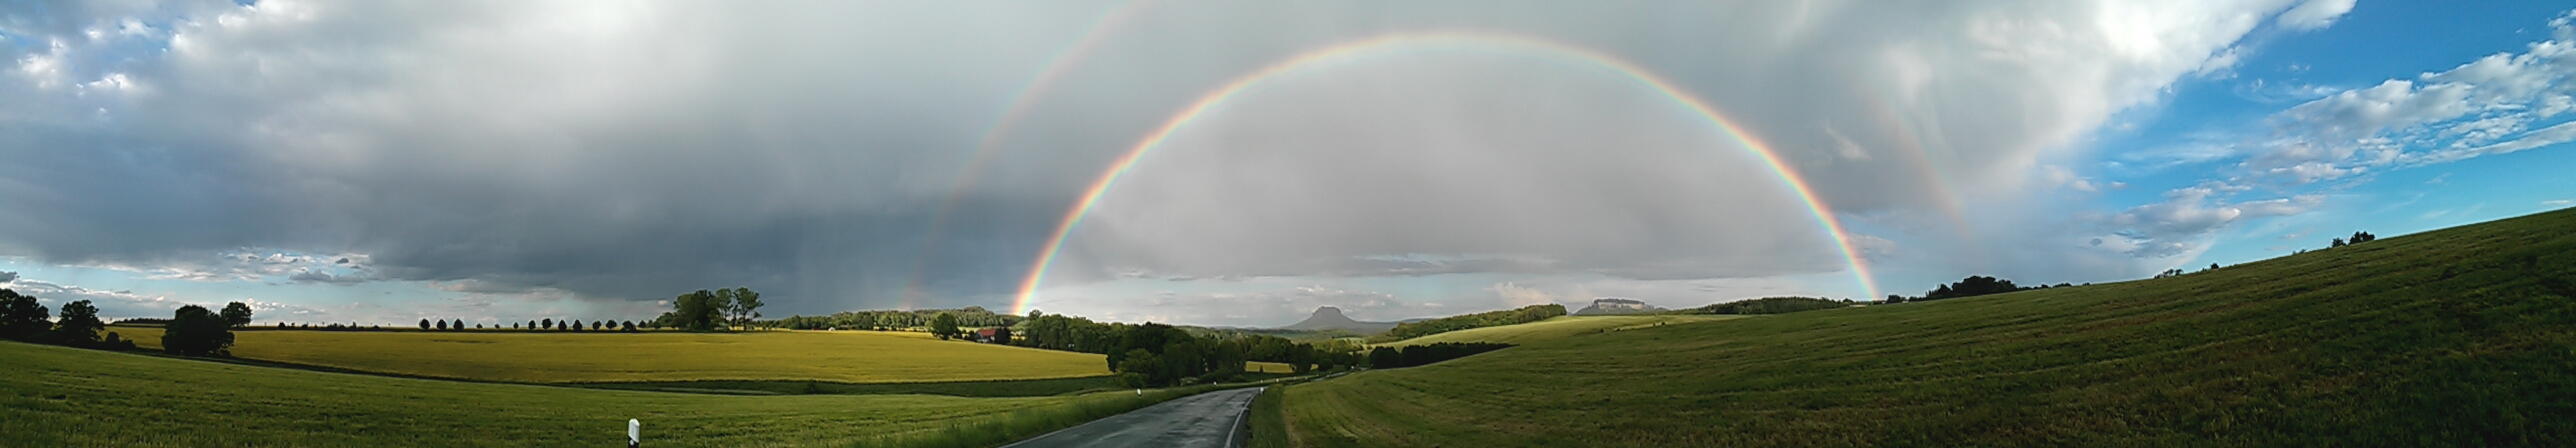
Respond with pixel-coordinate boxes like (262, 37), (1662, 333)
(0, 289), (51, 341)
(542, 318), (554, 330)
(420, 319), (431, 330)
(220, 302), (255, 328)
(51, 299), (106, 346)
(163, 305), (235, 357)
(930, 313), (961, 340)
(436, 320), (449, 330)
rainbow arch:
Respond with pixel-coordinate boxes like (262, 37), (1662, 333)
(1013, 32), (1881, 315)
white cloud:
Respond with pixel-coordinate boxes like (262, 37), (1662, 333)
(2275, 0), (2357, 32)
(2545, 199), (2575, 207)
(2249, 10), (2576, 182)
(2096, 186), (2322, 258)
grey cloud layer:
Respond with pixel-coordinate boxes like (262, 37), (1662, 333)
(2, 1), (2328, 317)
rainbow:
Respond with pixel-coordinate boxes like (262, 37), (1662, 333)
(899, 0), (1159, 309)
(1013, 32), (1881, 315)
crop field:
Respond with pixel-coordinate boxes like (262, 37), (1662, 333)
(1373, 315), (1741, 347)
(103, 328), (1109, 384)
(1275, 208), (2576, 446)
(0, 341), (1162, 447)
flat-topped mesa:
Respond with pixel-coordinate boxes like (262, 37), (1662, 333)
(1573, 297), (1666, 315)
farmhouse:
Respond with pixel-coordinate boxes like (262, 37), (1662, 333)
(964, 327), (1014, 344)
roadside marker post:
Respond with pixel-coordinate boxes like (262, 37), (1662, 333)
(628, 419), (640, 448)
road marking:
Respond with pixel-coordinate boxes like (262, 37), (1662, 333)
(1221, 387), (1261, 448)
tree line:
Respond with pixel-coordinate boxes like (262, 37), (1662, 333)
(1677, 296), (1853, 315)
(770, 306), (1020, 331)
(416, 318), (641, 332)
(1, 288), (246, 356)
(1367, 304), (1566, 343)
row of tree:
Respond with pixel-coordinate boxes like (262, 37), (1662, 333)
(416, 318), (640, 332)
(770, 306), (1020, 331)
(0, 289), (243, 355)
(1367, 304), (1566, 343)
(1678, 297), (1853, 315)
(654, 287), (765, 331)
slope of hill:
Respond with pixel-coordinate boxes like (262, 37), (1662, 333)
(1274, 208), (2576, 446)
(1374, 315), (1740, 347)
(104, 328), (1106, 384)
(0, 341), (1139, 446)
(1279, 307), (1396, 333)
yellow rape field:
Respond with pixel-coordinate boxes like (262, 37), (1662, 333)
(109, 327), (1110, 384)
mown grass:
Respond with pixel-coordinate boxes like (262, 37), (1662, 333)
(1373, 315), (1740, 347)
(0, 341), (1140, 447)
(1246, 386), (1292, 448)
(106, 328), (1107, 384)
(1277, 208), (2576, 446)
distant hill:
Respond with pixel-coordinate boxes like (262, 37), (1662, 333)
(1273, 208), (2576, 446)
(1572, 297), (1665, 315)
(1279, 306), (1397, 333)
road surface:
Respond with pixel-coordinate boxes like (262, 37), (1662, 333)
(1003, 387), (1265, 448)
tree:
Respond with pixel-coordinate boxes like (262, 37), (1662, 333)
(930, 313), (961, 340)
(1, 289), (51, 341)
(708, 289), (737, 331)
(542, 318), (554, 330)
(420, 319), (432, 330)
(163, 305), (235, 357)
(220, 302), (255, 328)
(674, 290), (723, 331)
(729, 287), (763, 331)
(989, 326), (1013, 345)
(2333, 237), (2347, 247)
(51, 300), (105, 346)
(437, 320), (449, 330)
(622, 320), (637, 332)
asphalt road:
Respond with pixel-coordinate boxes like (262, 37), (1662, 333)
(1002, 387), (1265, 448)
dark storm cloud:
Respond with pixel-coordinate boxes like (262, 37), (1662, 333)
(0, 0), (2337, 319)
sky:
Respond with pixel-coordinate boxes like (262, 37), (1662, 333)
(2, 0), (2572, 328)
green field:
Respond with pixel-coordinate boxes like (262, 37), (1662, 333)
(0, 341), (1156, 447)
(1374, 315), (1742, 347)
(1274, 208), (2576, 446)
(104, 328), (1109, 384)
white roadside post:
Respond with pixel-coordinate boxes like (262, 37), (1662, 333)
(628, 419), (640, 448)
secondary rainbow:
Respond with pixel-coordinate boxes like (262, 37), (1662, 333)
(1014, 32), (1882, 315)
(898, 0), (1159, 309)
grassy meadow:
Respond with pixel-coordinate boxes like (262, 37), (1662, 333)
(0, 340), (1170, 447)
(1373, 315), (1740, 347)
(1272, 208), (2576, 446)
(103, 328), (1109, 384)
